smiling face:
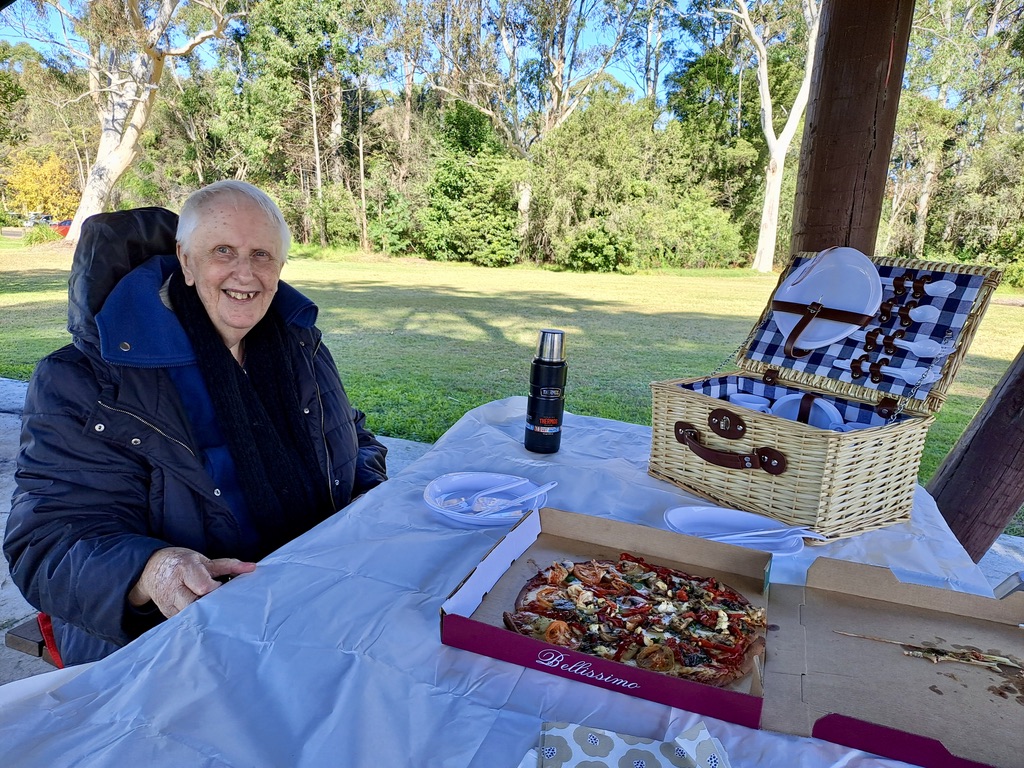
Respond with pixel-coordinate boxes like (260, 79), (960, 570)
(176, 194), (285, 357)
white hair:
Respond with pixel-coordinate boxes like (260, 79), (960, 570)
(176, 180), (291, 260)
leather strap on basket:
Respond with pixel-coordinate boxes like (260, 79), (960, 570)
(674, 421), (787, 475)
(796, 393), (816, 424)
(771, 300), (875, 358)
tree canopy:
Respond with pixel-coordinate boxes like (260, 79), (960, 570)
(0, 0), (1021, 284)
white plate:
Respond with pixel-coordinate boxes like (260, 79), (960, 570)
(663, 506), (804, 555)
(772, 247), (882, 350)
(769, 393), (844, 430)
(423, 472), (548, 527)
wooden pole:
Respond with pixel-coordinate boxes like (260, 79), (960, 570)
(790, 0), (916, 256)
(927, 347), (1024, 562)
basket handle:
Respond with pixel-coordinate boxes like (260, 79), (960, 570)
(674, 421), (788, 475)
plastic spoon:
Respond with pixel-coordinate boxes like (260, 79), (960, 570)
(906, 304), (941, 324)
(881, 277), (957, 297)
(473, 480), (558, 515)
(438, 477), (530, 511)
(832, 360), (942, 385)
(849, 329), (954, 358)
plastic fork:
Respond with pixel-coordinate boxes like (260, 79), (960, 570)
(472, 481), (558, 515)
(438, 477), (530, 512)
(697, 527), (828, 543)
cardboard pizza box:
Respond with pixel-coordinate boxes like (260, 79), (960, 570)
(440, 507), (771, 727)
(764, 559), (1024, 768)
(440, 508), (1024, 768)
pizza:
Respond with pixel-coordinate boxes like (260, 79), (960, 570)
(503, 552), (766, 687)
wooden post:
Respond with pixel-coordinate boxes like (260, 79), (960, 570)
(790, 0), (916, 255)
(927, 347), (1024, 562)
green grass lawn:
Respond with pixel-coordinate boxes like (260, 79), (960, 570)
(3, 239), (1023, 535)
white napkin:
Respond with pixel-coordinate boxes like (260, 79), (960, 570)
(516, 720), (732, 768)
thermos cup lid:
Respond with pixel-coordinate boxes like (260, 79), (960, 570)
(535, 329), (565, 362)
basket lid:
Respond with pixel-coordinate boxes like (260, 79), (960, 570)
(737, 251), (1002, 416)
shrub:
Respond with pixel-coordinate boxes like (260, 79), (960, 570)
(414, 150), (523, 266)
(23, 224), (64, 245)
(563, 224), (634, 272)
(1002, 261), (1024, 289)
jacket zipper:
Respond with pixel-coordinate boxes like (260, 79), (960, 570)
(308, 335), (337, 505)
(97, 400), (196, 458)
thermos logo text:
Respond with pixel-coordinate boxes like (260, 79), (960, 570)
(540, 387), (562, 398)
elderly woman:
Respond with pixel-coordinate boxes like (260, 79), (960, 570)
(4, 181), (388, 665)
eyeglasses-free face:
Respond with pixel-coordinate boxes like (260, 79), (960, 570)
(176, 195), (285, 360)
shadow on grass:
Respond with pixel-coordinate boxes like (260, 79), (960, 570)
(0, 270), (71, 296)
(2, 272), (1015, 483)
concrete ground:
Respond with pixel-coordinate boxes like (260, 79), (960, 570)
(2, 377), (1022, 687)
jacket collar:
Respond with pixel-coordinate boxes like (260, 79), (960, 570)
(95, 255), (318, 368)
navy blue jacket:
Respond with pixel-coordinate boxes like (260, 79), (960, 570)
(4, 209), (388, 664)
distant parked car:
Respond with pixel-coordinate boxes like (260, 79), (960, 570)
(52, 219), (72, 237)
(23, 213), (54, 227)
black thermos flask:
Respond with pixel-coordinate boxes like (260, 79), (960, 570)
(525, 329), (567, 453)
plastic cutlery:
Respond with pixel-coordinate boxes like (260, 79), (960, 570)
(906, 304), (941, 324)
(695, 527), (828, 542)
(473, 480), (558, 515)
(849, 329), (954, 358)
(881, 276), (956, 297)
(439, 477), (530, 511)
(832, 359), (942, 384)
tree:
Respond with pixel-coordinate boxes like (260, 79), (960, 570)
(0, 43), (26, 152)
(885, 0), (1024, 263)
(712, 0), (820, 271)
(6, 151), (79, 217)
(622, 0), (684, 101)
(2, 0), (243, 241)
(430, 0), (643, 155)
(531, 81), (743, 270)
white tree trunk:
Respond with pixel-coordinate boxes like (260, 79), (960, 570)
(65, 55), (160, 242)
(725, 0), (820, 273)
(752, 152), (786, 272)
(357, 83), (370, 251)
(55, 0), (239, 242)
(912, 153), (939, 258)
(517, 181), (532, 255)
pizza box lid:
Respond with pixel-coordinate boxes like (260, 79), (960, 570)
(737, 251), (1001, 417)
(440, 506), (772, 726)
(763, 558), (1024, 768)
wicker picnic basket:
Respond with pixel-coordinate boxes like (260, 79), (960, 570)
(648, 251), (1002, 539)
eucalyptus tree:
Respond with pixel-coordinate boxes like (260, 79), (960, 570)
(709, 0), (821, 272)
(424, 0), (643, 253)
(621, 0), (685, 101)
(887, 0), (1024, 262)
(429, 0), (643, 154)
(0, 0), (244, 241)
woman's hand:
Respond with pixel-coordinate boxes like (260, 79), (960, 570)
(128, 546), (257, 618)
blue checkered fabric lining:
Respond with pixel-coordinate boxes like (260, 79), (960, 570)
(745, 257), (985, 402)
(681, 375), (896, 427)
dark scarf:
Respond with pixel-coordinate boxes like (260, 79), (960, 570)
(169, 269), (334, 556)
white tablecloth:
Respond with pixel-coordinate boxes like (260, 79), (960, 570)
(0, 398), (994, 767)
